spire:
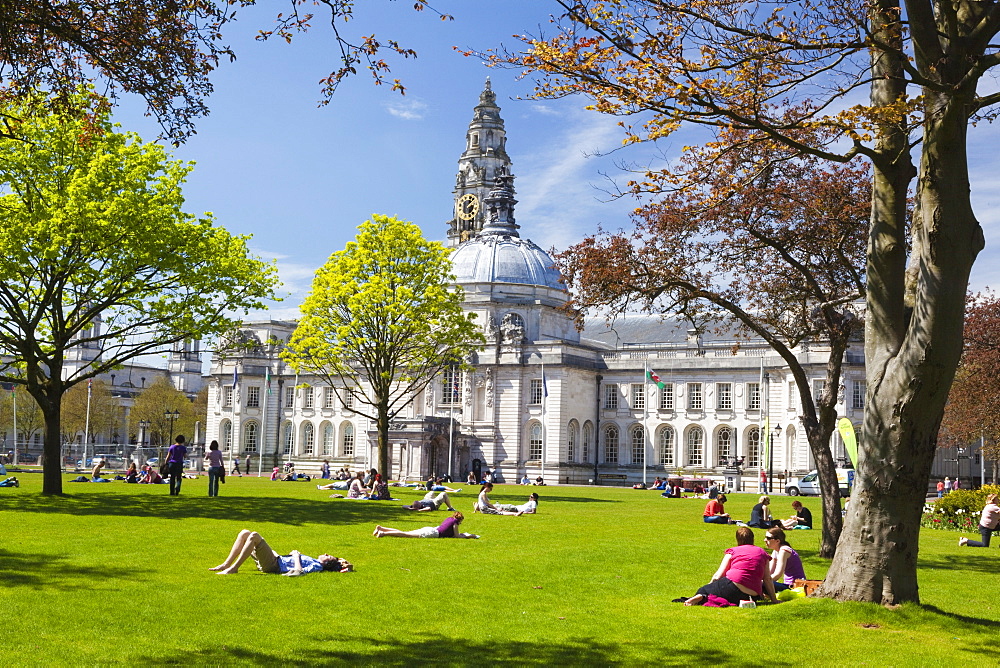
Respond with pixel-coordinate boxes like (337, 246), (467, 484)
(480, 167), (519, 237)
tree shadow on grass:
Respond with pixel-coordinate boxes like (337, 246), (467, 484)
(170, 633), (756, 667)
(917, 552), (1000, 575)
(920, 605), (1000, 630)
(0, 548), (149, 591)
(0, 493), (430, 527)
(489, 493), (619, 504)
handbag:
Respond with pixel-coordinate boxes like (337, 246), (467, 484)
(159, 461), (170, 477)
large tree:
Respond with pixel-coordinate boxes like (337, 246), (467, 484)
(3, 1), (450, 142)
(128, 377), (201, 448)
(557, 139), (870, 557)
(283, 215), (484, 477)
(0, 92), (278, 495)
(940, 291), (1000, 483)
(495, 0), (996, 603)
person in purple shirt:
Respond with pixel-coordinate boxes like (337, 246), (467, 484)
(373, 511), (480, 539)
(165, 435), (188, 496)
(210, 529), (353, 576)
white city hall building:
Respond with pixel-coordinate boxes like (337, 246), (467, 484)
(205, 82), (866, 485)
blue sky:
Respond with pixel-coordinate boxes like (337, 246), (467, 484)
(111, 1), (1000, 324)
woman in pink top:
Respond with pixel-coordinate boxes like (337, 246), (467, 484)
(959, 494), (1000, 548)
(372, 511), (480, 539)
(685, 527), (778, 606)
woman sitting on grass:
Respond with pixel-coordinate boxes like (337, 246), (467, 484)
(373, 511), (479, 539)
(474, 482), (501, 514)
(368, 473), (391, 500)
(748, 495), (777, 529)
(210, 529), (353, 576)
(348, 471), (366, 498)
(703, 494), (731, 524)
(959, 493), (1000, 548)
(684, 527), (778, 606)
(764, 527), (806, 591)
(496, 493), (539, 515)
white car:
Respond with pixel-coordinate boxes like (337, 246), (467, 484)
(786, 469), (854, 498)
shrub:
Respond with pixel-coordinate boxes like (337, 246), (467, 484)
(922, 484), (1000, 532)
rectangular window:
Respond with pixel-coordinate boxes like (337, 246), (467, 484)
(284, 386), (295, 409)
(852, 380), (866, 409)
(812, 379), (826, 404)
(443, 368), (460, 404)
(716, 383), (732, 410)
(687, 383), (702, 410)
(747, 383), (761, 410)
(604, 384), (619, 410)
(659, 383), (674, 410)
(788, 381), (796, 409)
(303, 386), (314, 409)
(324, 386), (335, 409)
(223, 386), (233, 408)
(631, 384), (645, 410)
(246, 386), (260, 408)
(344, 390), (354, 410)
(529, 378), (544, 405)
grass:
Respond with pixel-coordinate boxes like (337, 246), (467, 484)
(2, 473), (998, 666)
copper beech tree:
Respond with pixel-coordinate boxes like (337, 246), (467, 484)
(494, 0), (999, 603)
(4, 0), (451, 142)
(558, 140), (870, 558)
(940, 291), (1000, 484)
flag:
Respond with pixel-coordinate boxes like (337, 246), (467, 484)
(232, 367), (239, 391)
(265, 367), (272, 395)
(838, 418), (859, 468)
(647, 369), (665, 389)
(87, 378), (92, 393)
(541, 364), (548, 398)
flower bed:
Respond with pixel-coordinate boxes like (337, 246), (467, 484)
(921, 484), (1000, 532)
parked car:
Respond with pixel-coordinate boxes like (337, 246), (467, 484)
(786, 469), (854, 497)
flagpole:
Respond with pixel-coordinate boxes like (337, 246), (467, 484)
(259, 366), (269, 478)
(84, 380), (93, 471)
(448, 365), (455, 480)
(643, 361), (649, 486)
(541, 363), (547, 482)
(12, 386), (18, 467)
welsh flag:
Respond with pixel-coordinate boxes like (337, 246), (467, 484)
(647, 369), (665, 389)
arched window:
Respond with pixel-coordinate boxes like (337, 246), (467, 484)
(604, 425), (619, 463)
(631, 426), (645, 464)
(659, 426), (675, 466)
(243, 422), (258, 453)
(717, 426), (734, 466)
(342, 423), (355, 457)
(282, 421), (293, 455)
(747, 427), (761, 468)
(529, 423), (543, 460)
(302, 422), (315, 455)
(567, 420), (579, 462)
(220, 420), (232, 451)
(582, 422), (593, 463)
(686, 427), (704, 466)
(322, 423), (334, 456)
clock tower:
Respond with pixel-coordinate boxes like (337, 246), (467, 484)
(446, 78), (515, 246)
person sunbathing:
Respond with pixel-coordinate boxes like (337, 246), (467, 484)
(402, 491), (457, 511)
(496, 492), (539, 515)
(209, 529), (352, 576)
(373, 511), (479, 539)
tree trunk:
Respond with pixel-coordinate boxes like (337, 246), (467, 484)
(376, 401), (390, 479)
(41, 392), (65, 496)
(822, 87), (982, 603)
(807, 433), (844, 558)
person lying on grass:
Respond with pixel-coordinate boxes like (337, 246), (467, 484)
(210, 529), (353, 576)
(402, 491), (457, 512)
(373, 511), (479, 539)
(684, 527), (778, 607)
(495, 492), (539, 515)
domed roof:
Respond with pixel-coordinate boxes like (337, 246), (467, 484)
(451, 234), (565, 290)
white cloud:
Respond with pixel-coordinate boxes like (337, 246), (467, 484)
(385, 98), (429, 121)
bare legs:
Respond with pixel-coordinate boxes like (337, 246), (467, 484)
(372, 525), (423, 538)
(209, 530), (273, 574)
(431, 492), (457, 511)
(684, 594), (705, 606)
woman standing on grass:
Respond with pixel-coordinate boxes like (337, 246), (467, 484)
(206, 440), (225, 497)
(685, 527), (778, 606)
(764, 527), (807, 591)
(166, 435), (187, 496)
(373, 511), (479, 539)
(959, 494), (1000, 548)
(474, 482), (500, 514)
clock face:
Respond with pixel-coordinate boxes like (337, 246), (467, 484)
(457, 193), (479, 221)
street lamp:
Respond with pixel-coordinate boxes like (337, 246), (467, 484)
(164, 409), (180, 444)
(138, 419), (150, 463)
(769, 425), (782, 494)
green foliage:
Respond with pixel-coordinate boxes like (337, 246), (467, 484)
(930, 485), (1000, 518)
(0, 90), (279, 494)
(284, 214), (484, 473)
(1, 478), (998, 664)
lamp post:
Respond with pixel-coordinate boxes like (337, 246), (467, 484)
(769, 425), (782, 494)
(138, 419), (150, 463)
(164, 409), (180, 444)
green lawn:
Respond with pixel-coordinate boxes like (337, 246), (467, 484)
(2, 473), (997, 666)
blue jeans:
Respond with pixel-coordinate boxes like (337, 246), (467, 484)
(168, 463), (184, 495)
(703, 515), (730, 524)
(208, 466), (223, 496)
(966, 524), (995, 548)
